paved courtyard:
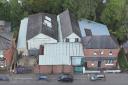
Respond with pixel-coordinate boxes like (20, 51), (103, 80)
(0, 73), (128, 85)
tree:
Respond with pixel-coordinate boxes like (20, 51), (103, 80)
(101, 0), (126, 30)
(63, 0), (99, 20)
(0, 0), (10, 21)
(118, 48), (128, 70)
(22, 0), (63, 14)
(9, 0), (27, 31)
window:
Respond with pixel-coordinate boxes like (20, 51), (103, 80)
(109, 50), (112, 55)
(45, 16), (51, 22)
(66, 38), (69, 42)
(75, 38), (79, 42)
(43, 16), (52, 28)
(0, 51), (3, 58)
(106, 60), (113, 64)
(100, 51), (104, 55)
(93, 51), (97, 55)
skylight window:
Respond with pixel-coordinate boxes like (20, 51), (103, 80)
(43, 20), (52, 28)
(43, 16), (52, 28)
(45, 16), (51, 22)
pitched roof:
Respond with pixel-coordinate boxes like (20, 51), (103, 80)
(59, 10), (81, 39)
(0, 20), (11, 33)
(78, 19), (110, 37)
(0, 36), (12, 50)
(82, 36), (119, 49)
(26, 13), (58, 40)
(0, 20), (12, 50)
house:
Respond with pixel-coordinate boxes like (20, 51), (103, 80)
(0, 20), (14, 68)
(17, 13), (58, 56)
(57, 10), (81, 42)
(79, 19), (120, 70)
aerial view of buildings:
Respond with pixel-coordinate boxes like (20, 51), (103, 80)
(0, 0), (128, 85)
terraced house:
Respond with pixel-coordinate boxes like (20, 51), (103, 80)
(79, 20), (120, 70)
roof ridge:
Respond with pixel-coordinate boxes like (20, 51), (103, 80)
(0, 33), (11, 41)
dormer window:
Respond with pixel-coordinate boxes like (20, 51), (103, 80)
(75, 38), (79, 42)
(66, 38), (69, 42)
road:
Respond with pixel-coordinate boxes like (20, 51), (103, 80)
(0, 73), (128, 85)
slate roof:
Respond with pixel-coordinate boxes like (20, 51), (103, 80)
(27, 13), (58, 40)
(82, 36), (119, 49)
(0, 20), (12, 50)
(0, 20), (11, 33)
(59, 10), (81, 39)
(0, 35), (12, 50)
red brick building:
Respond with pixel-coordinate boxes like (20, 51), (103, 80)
(79, 20), (120, 70)
(82, 36), (120, 69)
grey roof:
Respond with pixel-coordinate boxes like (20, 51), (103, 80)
(59, 10), (81, 39)
(0, 20), (12, 50)
(27, 13), (58, 40)
(82, 36), (119, 49)
(0, 33), (12, 50)
(0, 20), (11, 33)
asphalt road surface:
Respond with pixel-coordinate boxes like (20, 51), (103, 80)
(0, 73), (128, 85)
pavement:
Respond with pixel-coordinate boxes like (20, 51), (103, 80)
(0, 73), (128, 85)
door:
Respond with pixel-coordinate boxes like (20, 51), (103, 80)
(98, 61), (101, 67)
(84, 62), (87, 68)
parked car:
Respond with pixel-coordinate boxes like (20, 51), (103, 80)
(37, 74), (49, 81)
(0, 76), (9, 81)
(58, 74), (73, 82)
(90, 74), (106, 81)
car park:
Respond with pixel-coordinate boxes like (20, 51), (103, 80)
(90, 74), (106, 81)
(58, 74), (73, 82)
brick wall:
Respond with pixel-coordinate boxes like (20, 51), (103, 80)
(84, 49), (120, 57)
(86, 60), (117, 68)
(84, 48), (119, 69)
(4, 48), (14, 66)
(34, 65), (73, 74)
